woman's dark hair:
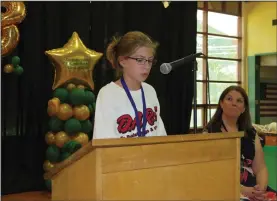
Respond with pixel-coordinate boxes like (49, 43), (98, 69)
(205, 85), (252, 135)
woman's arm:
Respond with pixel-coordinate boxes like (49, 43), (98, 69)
(252, 134), (268, 191)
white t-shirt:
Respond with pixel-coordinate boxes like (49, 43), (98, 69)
(93, 81), (167, 139)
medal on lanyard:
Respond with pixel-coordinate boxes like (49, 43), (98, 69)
(120, 77), (147, 137)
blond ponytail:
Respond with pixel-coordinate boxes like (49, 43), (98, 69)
(106, 36), (121, 69)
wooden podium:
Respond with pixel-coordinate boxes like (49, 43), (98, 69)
(45, 132), (243, 201)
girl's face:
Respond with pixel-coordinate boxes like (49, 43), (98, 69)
(119, 46), (156, 83)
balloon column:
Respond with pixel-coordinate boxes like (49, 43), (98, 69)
(44, 32), (103, 191)
(1, 2), (26, 75)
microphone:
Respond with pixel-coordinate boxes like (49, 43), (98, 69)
(160, 52), (203, 74)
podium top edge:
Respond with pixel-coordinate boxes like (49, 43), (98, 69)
(44, 132), (243, 180)
(91, 132), (244, 148)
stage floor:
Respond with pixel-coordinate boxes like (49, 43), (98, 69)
(2, 191), (51, 201)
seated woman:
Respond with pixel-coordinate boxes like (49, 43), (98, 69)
(203, 85), (276, 201)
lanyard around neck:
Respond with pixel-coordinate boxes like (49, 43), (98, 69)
(221, 121), (228, 132)
(222, 120), (239, 132)
(120, 77), (147, 137)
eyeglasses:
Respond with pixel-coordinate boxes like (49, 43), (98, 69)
(127, 56), (157, 66)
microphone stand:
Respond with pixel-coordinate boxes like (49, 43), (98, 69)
(192, 59), (198, 134)
(160, 52), (203, 134)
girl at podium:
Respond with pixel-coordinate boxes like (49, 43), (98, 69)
(204, 85), (276, 201)
(93, 31), (167, 139)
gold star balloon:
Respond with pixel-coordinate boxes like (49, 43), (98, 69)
(45, 32), (103, 90)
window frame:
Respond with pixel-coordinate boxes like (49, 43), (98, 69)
(190, 2), (242, 131)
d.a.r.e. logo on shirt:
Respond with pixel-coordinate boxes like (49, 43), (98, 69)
(117, 106), (158, 138)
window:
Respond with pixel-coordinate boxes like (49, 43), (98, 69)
(190, 2), (242, 131)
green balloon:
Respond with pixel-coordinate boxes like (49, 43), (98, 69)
(46, 145), (60, 163)
(88, 104), (94, 114)
(64, 118), (82, 135)
(93, 102), (96, 110)
(70, 88), (86, 105)
(45, 179), (52, 191)
(12, 56), (20, 66)
(62, 141), (82, 154)
(84, 91), (95, 105)
(60, 152), (71, 161)
(53, 88), (68, 103)
(49, 117), (64, 132)
(14, 66), (24, 75)
(61, 141), (71, 153)
(81, 120), (93, 133)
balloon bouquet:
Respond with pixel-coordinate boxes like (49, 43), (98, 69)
(1, 2), (26, 75)
(43, 32), (103, 191)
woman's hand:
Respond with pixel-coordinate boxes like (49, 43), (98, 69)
(253, 185), (267, 201)
(241, 185), (256, 199)
(241, 185), (267, 201)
